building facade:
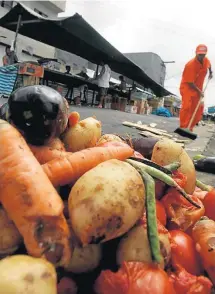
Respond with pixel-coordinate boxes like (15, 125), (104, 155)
(124, 52), (166, 86)
(0, 1), (66, 65)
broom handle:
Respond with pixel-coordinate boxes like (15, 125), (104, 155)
(187, 79), (210, 129)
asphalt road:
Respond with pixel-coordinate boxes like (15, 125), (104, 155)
(72, 106), (215, 186)
(1, 96), (214, 186)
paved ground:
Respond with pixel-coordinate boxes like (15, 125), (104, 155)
(72, 105), (215, 186)
(1, 96), (214, 186)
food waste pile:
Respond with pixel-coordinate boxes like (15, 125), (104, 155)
(0, 85), (214, 294)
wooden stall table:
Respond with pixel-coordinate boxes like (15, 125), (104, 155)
(17, 62), (44, 87)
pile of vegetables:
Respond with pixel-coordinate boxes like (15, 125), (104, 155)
(0, 85), (215, 294)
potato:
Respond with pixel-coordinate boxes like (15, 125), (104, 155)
(117, 219), (171, 269)
(97, 134), (122, 145)
(69, 159), (145, 244)
(63, 117), (102, 152)
(65, 244), (102, 273)
(0, 206), (22, 256)
(0, 255), (57, 294)
(151, 138), (196, 194)
(57, 277), (77, 294)
(46, 137), (65, 151)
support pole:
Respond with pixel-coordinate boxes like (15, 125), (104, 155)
(13, 14), (22, 52)
(91, 64), (99, 106)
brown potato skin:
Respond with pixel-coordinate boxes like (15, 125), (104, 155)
(69, 159), (145, 245)
(152, 139), (196, 194)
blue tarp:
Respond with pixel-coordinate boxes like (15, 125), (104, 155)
(0, 65), (18, 96)
(152, 107), (172, 117)
(208, 106), (215, 114)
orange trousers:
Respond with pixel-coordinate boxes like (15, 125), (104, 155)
(180, 92), (204, 131)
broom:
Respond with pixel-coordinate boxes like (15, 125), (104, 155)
(174, 79), (210, 140)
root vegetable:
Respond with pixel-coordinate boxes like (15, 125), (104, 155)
(151, 138), (196, 194)
(117, 217), (171, 269)
(192, 217), (215, 283)
(0, 120), (71, 267)
(0, 206), (22, 256)
(57, 277), (77, 294)
(0, 255), (57, 294)
(63, 117), (101, 152)
(68, 111), (80, 127)
(127, 159), (199, 208)
(65, 244), (102, 273)
(69, 159), (145, 245)
(43, 142), (134, 187)
(97, 134), (122, 145)
(29, 145), (67, 164)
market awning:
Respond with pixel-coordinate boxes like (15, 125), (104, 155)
(0, 3), (174, 97)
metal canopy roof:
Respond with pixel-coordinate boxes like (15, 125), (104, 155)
(0, 3), (174, 96)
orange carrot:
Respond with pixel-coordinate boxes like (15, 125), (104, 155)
(43, 141), (133, 187)
(192, 217), (215, 284)
(68, 111), (80, 127)
(0, 119), (72, 267)
(29, 145), (68, 164)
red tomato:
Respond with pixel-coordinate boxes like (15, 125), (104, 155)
(202, 189), (215, 221)
(169, 230), (202, 276)
(169, 267), (212, 294)
(193, 187), (208, 201)
(57, 277), (77, 294)
(172, 171), (187, 189)
(162, 189), (205, 232)
(156, 200), (167, 226)
(95, 262), (175, 294)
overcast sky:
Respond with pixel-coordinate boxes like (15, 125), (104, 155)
(62, 0), (215, 106)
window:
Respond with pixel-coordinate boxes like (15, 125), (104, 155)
(0, 1), (13, 9)
(34, 8), (48, 18)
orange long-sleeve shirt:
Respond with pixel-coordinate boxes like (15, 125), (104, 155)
(180, 57), (211, 95)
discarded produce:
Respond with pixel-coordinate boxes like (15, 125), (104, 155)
(63, 117), (102, 152)
(95, 262), (176, 294)
(0, 93), (213, 293)
(151, 138), (196, 194)
(43, 141), (134, 187)
(97, 134), (122, 145)
(192, 217), (215, 284)
(0, 206), (22, 256)
(66, 244), (102, 273)
(0, 255), (57, 294)
(0, 120), (71, 267)
(117, 217), (171, 269)
(7, 85), (68, 145)
(69, 159), (145, 244)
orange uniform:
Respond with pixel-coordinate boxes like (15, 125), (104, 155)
(180, 56), (211, 130)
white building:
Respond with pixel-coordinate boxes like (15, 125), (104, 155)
(0, 1), (66, 65)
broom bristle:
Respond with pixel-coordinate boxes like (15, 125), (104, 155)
(174, 127), (197, 140)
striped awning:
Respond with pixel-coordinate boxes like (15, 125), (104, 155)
(0, 65), (18, 96)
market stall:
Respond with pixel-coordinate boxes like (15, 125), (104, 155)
(0, 2), (174, 98)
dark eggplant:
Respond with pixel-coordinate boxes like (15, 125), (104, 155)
(194, 157), (215, 174)
(8, 85), (69, 145)
(126, 137), (159, 159)
(0, 102), (9, 121)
